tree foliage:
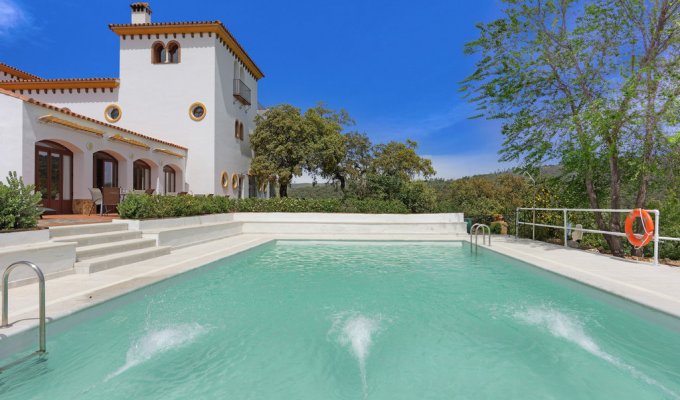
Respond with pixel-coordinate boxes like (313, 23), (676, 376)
(250, 104), (312, 197)
(462, 0), (680, 257)
(251, 103), (437, 203)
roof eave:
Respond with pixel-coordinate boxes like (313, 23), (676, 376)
(0, 79), (120, 90)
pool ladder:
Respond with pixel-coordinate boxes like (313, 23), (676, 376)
(0, 261), (47, 373)
(470, 223), (491, 252)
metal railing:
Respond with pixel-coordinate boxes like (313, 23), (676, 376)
(1, 261), (46, 372)
(233, 79), (251, 105)
(470, 223), (491, 252)
(516, 207), (680, 266)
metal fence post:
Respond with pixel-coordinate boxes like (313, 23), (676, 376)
(515, 208), (519, 239)
(563, 209), (569, 247)
(532, 208), (536, 241)
(653, 210), (659, 266)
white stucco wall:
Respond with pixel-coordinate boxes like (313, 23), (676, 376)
(26, 89), (119, 122)
(213, 38), (258, 198)
(6, 97), (187, 201)
(2, 25), (263, 197)
(117, 34), (216, 194)
(0, 95), (26, 179)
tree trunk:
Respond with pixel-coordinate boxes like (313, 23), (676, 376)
(278, 178), (289, 197)
(335, 173), (346, 192)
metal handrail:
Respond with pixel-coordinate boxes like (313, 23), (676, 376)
(1, 261), (46, 372)
(470, 223), (491, 252)
(515, 207), (671, 266)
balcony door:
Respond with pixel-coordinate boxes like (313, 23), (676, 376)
(35, 140), (73, 214)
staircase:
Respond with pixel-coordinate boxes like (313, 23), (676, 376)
(50, 223), (170, 274)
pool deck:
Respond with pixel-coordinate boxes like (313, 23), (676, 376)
(1, 233), (679, 342)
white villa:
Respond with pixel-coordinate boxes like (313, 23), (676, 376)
(0, 2), (270, 214)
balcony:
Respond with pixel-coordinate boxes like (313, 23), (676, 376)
(233, 79), (251, 106)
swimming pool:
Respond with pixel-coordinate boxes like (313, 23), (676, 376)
(1, 240), (679, 399)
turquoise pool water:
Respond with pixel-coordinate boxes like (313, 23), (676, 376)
(1, 241), (679, 399)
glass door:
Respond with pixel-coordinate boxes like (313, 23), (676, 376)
(35, 141), (73, 214)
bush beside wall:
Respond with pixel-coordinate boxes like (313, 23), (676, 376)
(118, 195), (410, 220)
(0, 172), (42, 231)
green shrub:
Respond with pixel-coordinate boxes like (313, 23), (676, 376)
(0, 171), (42, 230)
(399, 181), (437, 213)
(117, 195), (410, 220)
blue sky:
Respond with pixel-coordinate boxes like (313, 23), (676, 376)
(0, 0), (511, 179)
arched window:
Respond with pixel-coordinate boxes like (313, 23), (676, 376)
(239, 122), (245, 140)
(133, 160), (151, 190)
(234, 120), (240, 138)
(163, 165), (176, 194)
(167, 41), (180, 64)
(93, 151), (118, 189)
(152, 42), (166, 64)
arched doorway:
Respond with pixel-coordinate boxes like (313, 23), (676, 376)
(163, 165), (176, 194)
(133, 160), (151, 190)
(93, 151), (119, 189)
(35, 140), (73, 214)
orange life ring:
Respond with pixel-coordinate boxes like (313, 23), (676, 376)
(624, 208), (654, 248)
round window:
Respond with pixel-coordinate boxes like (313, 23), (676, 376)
(221, 171), (229, 188)
(104, 104), (122, 123)
(189, 102), (206, 121)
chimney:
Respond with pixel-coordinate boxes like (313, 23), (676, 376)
(130, 2), (152, 24)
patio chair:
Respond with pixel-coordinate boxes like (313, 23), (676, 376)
(101, 187), (121, 215)
(87, 188), (102, 216)
(145, 188), (155, 195)
(178, 192), (189, 196)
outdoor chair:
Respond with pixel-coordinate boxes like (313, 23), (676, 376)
(101, 187), (121, 215)
(145, 188), (155, 195)
(87, 188), (103, 216)
(178, 192), (189, 196)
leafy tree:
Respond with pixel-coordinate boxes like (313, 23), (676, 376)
(371, 139), (435, 181)
(462, 0), (680, 257)
(304, 104), (355, 191)
(250, 104), (313, 197)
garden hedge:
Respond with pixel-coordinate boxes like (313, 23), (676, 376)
(117, 194), (410, 220)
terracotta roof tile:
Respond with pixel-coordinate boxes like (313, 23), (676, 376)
(0, 88), (188, 151)
(0, 62), (41, 80)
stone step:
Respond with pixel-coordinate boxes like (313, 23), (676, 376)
(76, 238), (158, 261)
(52, 230), (141, 247)
(49, 222), (128, 238)
(74, 246), (171, 274)
(143, 221), (243, 249)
